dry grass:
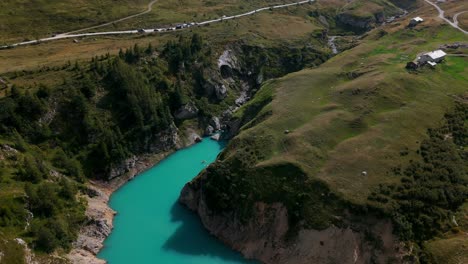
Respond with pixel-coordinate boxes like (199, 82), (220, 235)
(0, 4), (320, 74)
(457, 12), (468, 31)
(0, 0), (149, 43)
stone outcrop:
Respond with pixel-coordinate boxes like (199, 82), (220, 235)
(67, 185), (112, 264)
(204, 125), (214, 136)
(148, 123), (181, 152)
(209, 117), (221, 131)
(109, 155), (138, 180)
(210, 133), (220, 141)
(174, 102), (199, 120)
(337, 13), (378, 30)
(180, 176), (408, 264)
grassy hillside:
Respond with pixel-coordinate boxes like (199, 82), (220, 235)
(0, 1), (321, 73)
(0, 0), (149, 43)
(0, 0), (316, 44)
(200, 16), (467, 262)
(229, 22), (466, 204)
(0, 0), (410, 73)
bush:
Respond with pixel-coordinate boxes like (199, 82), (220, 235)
(35, 226), (58, 253)
(17, 156), (46, 183)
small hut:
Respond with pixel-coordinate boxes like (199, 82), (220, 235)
(409, 17), (424, 27)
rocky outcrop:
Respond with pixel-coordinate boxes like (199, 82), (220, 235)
(180, 177), (408, 264)
(147, 123), (181, 152)
(109, 155), (138, 180)
(204, 125), (215, 136)
(109, 123), (181, 179)
(210, 117), (221, 131)
(210, 133), (221, 141)
(14, 238), (38, 264)
(174, 102), (199, 120)
(337, 13), (377, 30)
(67, 185), (112, 264)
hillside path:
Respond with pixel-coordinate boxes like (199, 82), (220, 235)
(61, 0), (159, 35)
(423, 0), (467, 34)
(453, 11), (467, 26)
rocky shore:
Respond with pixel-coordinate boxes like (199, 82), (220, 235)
(66, 124), (202, 264)
(180, 176), (409, 264)
(66, 151), (173, 264)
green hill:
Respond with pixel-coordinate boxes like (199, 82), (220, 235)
(185, 20), (468, 263)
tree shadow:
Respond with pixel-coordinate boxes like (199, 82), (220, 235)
(163, 201), (257, 263)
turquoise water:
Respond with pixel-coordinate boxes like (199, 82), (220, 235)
(98, 139), (252, 264)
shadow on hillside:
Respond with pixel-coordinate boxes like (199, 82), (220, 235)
(163, 201), (257, 263)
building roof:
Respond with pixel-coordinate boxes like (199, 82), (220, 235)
(412, 17), (424, 22)
(425, 49), (447, 60)
(427, 61), (437, 66)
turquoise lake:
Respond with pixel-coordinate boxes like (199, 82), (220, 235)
(98, 139), (253, 264)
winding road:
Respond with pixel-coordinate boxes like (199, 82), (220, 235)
(0, 0), (313, 50)
(453, 11), (467, 26)
(423, 0), (467, 34)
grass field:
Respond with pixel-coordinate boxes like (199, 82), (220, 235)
(232, 18), (467, 205)
(424, 202), (468, 263)
(219, 13), (468, 261)
(0, 0), (150, 43)
(0, 3), (322, 74)
(0, 0), (314, 45)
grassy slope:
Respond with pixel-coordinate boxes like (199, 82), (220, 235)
(235, 22), (466, 204)
(0, 0), (311, 44)
(222, 13), (467, 262)
(0, 3), (322, 73)
(424, 202), (468, 264)
(0, 0), (149, 43)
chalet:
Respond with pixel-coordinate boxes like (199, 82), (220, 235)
(418, 49), (447, 64)
(409, 17), (424, 27)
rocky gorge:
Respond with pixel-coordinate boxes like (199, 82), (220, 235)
(66, 37), (331, 263)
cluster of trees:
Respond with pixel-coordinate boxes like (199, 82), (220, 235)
(0, 34), (217, 253)
(25, 180), (85, 252)
(162, 34), (205, 74)
(369, 102), (468, 242)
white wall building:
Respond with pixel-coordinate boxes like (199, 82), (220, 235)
(417, 49), (447, 64)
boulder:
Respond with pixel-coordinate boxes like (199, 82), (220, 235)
(174, 102), (199, 120)
(210, 133), (221, 141)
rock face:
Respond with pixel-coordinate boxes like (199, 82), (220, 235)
(337, 13), (377, 30)
(147, 123), (181, 152)
(67, 185), (112, 264)
(108, 123), (181, 179)
(210, 133), (221, 141)
(109, 155), (138, 180)
(174, 102), (199, 120)
(204, 125), (215, 136)
(180, 177), (407, 264)
(210, 117), (221, 131)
